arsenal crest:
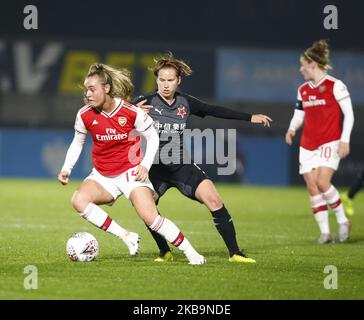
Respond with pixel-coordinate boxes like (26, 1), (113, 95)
(319, 85), (326, 93)
(177, 106), (186, 118)
(118, 117), (127, 126)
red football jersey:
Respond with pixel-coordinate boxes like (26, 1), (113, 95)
(297, 75), (350, 150)
(75, 98), (153, 176)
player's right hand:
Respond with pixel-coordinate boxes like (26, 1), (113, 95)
(285, 130), (295, 145)
(58, 170), (70, 185)
(135, 165), (149, 182)
(137, 99), (153, 113)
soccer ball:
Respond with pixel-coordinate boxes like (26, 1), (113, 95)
(66, 232), (99, 262)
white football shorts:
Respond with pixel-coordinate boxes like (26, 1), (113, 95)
(85, 165), (155, 201)
(299, 140), (341, 175)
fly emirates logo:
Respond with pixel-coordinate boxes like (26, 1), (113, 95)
(303, 95), (326, 108)
(96, 128), (128, 141)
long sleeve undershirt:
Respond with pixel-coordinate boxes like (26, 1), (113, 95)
(186, 94), (252, 121)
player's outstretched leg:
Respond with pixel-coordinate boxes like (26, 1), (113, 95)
(145, 215), (173, 262)
(131, 187), (204, 264)
(149, 215), (205, 265)
(211, 205), (256, 263)
(196, 180), (256, 263)
(81, 203), (140, 255)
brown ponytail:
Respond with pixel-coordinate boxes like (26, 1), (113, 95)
(86, 63), (134, 99)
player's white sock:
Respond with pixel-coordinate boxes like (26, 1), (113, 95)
(310, 194), (330, 234)
(322, 185), (349, 224)
(81, 203), (128, 239)
(149, 215), (195, 254)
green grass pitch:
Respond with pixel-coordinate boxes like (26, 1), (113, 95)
(0, 179), (363, 300)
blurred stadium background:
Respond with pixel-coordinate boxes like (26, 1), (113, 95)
(1, 0), (364, 301)
(0, 0), (363, 186)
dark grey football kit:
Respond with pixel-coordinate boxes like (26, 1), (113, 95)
(133, 91), (253, 257)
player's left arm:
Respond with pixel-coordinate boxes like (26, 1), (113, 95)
(334, 81), (354, 159)
(186, 94), (272, 127)
(134, 109), (159, 182)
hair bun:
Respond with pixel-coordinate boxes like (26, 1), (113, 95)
(303, 39), (331, 70)
(312, 40), (329, 57)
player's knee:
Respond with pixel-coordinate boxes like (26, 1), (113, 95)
(204, 196), (223, 211)
(316, 179), (330, 193)
(305, 180), (318, 195)
(140, 210), (158, 226)
(71, 191), (90, 214)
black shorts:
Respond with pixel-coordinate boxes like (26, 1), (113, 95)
(149, 163), (209, 201)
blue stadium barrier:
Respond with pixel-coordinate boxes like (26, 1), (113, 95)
(0, 129), (291, 185)
(237, 136), (290, 185)
(0, 128), (92, 179)
(216, 48), (364, 105)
